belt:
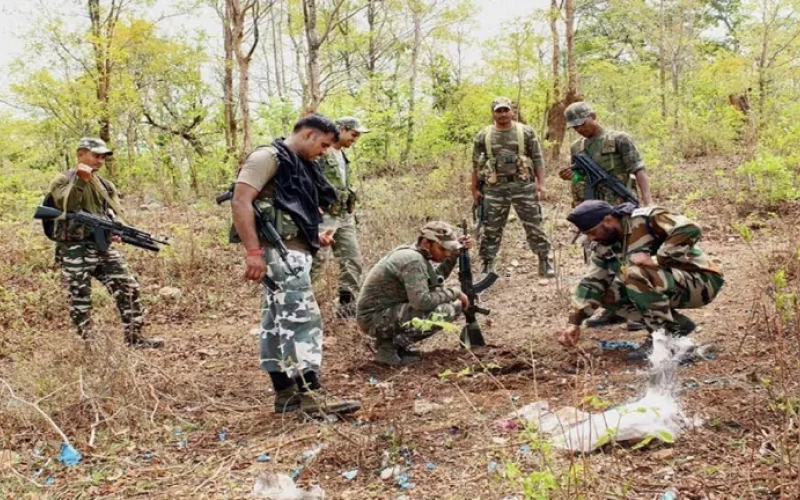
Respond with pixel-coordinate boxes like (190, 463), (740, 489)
(496, 174), (518, 183)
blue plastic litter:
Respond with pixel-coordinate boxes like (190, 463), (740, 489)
(45, 476), (56, 486)
(58, 443), (82, 466)
(143, 452), (155, 461)
(290, 467), (303, 480)
(257, 453), (271, 462)
(598, 340), (640, 350)
(395, 471), (415, 489)
(520, 444), (531, 455)
(368, 376), (379, 385)
(177, 440), (187, 448)
(511, 395), (520, 403)
(683, 381), (699, 389)
(342, 469), (358, 480)
(172, 428), (184, 436)
(218, 431), (227, 442)
(426, 462), (436, 470)
(487, 460), (498, 472)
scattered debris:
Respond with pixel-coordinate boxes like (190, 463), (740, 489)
(252, 472), (325, 500)
(651, 448), (676, 461)
(218, 428), (228, 441)
(413, 400), (443, 416)
(394, 470), (415, 490)
(45, 476), (56, 486)
(380, 466), (403, 480)
(257, 453), (271, 463)
(158, 286), (183, 300)
(660, 487), (679, 500)
(426, 462), (436, 470)
(342, 469), (358, 481)
(599, 340), (640, 350)
(57, 443), (82, 466)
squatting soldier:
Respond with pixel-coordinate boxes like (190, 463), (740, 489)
(310, 116), (369, 318)
(356, 221), (470, 366)
(48, 138), (163, 348)
(558, 200), (724, 361)
(472, 97), (555, 278)
(232, 114), (360, 415)
(560, 101), (653, 330)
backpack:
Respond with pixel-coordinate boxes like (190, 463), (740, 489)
(41, 170), (113, 241)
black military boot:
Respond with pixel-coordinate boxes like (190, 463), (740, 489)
(336, 290), (356, 319)
(125, 333), (164, 349)
(672, 311), (697, 337)
(537, 252), (555, 278)
(585, 309), (626, 328)
(627, 334), (654, 362)
(481, 260), (495, 275)
(375, 339), (422, 366)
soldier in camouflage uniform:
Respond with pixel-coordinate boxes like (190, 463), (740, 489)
(558, 200), (724, 361)
(560, 101), (653, 330)
(356, 221), (471, 366)
(232, 114), (360, 415)
(48, 138), (163, 348)
(310, 117), (369, 318)
(471, 97), (554, 278)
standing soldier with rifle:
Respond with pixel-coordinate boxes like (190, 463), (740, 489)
(310, 117), (369, 319)
(559, 101), (653, 331)
(356, 222), (473, 365)
(472, 97), (555, 278)
(46, 138), (164, 348)
(231, 114), (360, 416)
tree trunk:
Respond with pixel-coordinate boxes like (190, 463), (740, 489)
(400, 5), (422, 166)
(222, 0), (238, 163)
(544, 0), (562, 164)
(271, 2), (284, 98)
(659, 0), (667, 121)
(88, 0), (117, 176)
(565, 0), (577, 97)
(228, 0), (264, 162)
(303, 0), (322, 112)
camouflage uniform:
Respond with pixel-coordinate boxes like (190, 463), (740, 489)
(310, 148), (363, 302)
(564, 102), (646, 207)
(48, 138), (149, 344)
(473, 101), (552, 271)
(357, 222), (464, 362)
(568, 205), (724, 333)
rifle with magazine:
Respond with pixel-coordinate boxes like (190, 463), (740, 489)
(571, 152), (640, 207)
(34, 206), (168, 252)
(458, 219), (498, 348)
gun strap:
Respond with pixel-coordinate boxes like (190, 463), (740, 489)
(483, 122), (525, 165)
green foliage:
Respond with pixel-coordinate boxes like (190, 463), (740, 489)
(737, 154), (800, 204)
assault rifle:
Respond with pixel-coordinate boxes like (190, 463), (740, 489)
(33, 206), (168, 252)
(215, 183), (300, 278)
(458, 219), (498, 348)
(571, 152), (640, 207)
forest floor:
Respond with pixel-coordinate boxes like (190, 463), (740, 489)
(1, 156), (799, 499)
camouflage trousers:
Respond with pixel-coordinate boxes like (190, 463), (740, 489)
(479, 180), (551, 263)
(310, 213), (363, 295)
(57, 243), (144, 339)
(259, 247), (323, 378)
(359, 301), (462, 348)
(594, 265), (724, 332)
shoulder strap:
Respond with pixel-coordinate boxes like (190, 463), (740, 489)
(516, 123), (525, 157)
(603, 130), (617, 152)
(483, 125), (494, 163)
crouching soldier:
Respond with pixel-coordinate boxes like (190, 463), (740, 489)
(356, 222), (471, 366)
(558, 200), (724, 361)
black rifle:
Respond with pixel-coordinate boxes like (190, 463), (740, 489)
(215, 183), (300, 279)
(473, 181), (485, 240)
(571, 152), (640, 207)
(458, 219), (498, 348)
(33, 206), (168, 252)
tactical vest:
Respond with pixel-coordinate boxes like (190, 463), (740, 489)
(389, 244), (444, 289)
(479, 122), (533, 184)
(229, 146), (301, 243)
(319, 149), (351, 216)
(43, 170), (115, 242)
(571, 130), (633, 186)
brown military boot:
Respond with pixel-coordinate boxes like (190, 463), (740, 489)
(375, 340), (421, 366)
(298, 390), (361, 416)
(537, 252), (555, 278)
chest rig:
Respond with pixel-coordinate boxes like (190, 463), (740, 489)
(479, 123), (533, 185)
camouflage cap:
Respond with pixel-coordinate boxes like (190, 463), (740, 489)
(419, 221), (462, 251)
(336, 116), (370, 133)
(564, 101), (594, 128)
(77, 137), (113, 155)
(491, 96), (513, 111)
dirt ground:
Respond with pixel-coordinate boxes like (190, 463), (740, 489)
(2, 157), (799, 499)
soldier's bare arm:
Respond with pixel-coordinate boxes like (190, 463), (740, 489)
(634, 170), (652, 205)
(232, 183), (268, 281)
(471, 132), (485, 202)
(618, 133), (652, 205)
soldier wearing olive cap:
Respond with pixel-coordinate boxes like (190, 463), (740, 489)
(46, 137), (163, 348)
(356, 221), (472, 365)
(311, 116), (370, 318)
(472, 97), (555, 278)
(560, 101), (653, 330)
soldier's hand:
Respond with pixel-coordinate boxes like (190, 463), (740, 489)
(319, 229), (335, 247)
(245, 253), (268, 281)
(458, 235), (473, 250)
(472, 189), (483, 204)
(558, 167), (573, 181)
(457, 292), (470, 312)
(111, 235), (122, 243)
(76, 164), (94, 181)
(628, 252), (657, 268)
(558, 324), (581, 348)
(537, 184), (547, 200)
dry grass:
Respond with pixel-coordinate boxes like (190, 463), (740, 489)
(1, 157), (799, 499)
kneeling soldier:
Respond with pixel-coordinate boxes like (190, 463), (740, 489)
(356, 222), (470, 366)
(558, 200), (724, 361)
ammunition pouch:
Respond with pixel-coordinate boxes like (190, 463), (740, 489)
(228, 197), (299, 244)
(345, 188), (357, 214)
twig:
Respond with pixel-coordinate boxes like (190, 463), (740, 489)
(0, 378), (73, 446)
